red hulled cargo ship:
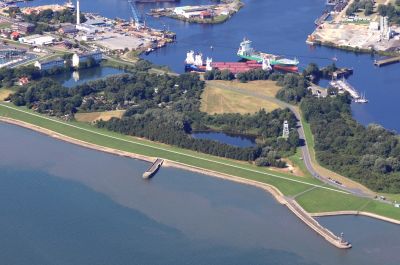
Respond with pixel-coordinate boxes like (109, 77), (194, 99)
(184, 51), (298, 74)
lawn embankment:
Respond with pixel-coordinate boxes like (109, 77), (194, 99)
(75, 110), (125, 123)
(0, 103), (399, 221)
(201, 81), (280, 114)
(296, 187), (369, 213)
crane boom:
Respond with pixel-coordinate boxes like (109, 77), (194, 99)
(128, 0), (142, 26)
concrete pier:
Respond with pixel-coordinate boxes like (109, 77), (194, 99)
(374, 56), (400, 67)
(142, 158), (164, 179)
(285, 199), (352, 249)
(330, 78), (360, 100)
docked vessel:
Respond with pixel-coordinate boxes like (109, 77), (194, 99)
(354, 93), (368, 103)
(237, 38), (299, 72)
(184, 51), (272, 74)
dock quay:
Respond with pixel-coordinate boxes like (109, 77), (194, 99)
(142, 158), (164, 179)
(329, 78), (367, 103)
(314, 11), (330, 26)
(331, 68), (353, 79)
(286, 199), (352, 249)
(374, 56), (400, 67)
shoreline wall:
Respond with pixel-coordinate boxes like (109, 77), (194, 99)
(0, 116), (398, 248)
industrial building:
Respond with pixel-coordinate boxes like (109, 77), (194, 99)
(72, 51), (102, 67)
(76, 23), (98, 34)
(19, 35), (55, 46)
(59, 24), (78, 35)
(11, 22), (35, 35)
(174, 6), (211, 19)
(34, 58), (65, 71)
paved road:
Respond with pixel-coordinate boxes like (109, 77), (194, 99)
(208, 81), (374, 198)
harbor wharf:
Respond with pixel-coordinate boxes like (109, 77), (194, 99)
(142, 158), (164, 179)
(374, 56), (400, 67)
(329, 78), (360, 99)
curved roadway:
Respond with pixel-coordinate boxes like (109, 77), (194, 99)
(207, 81), (374, 198)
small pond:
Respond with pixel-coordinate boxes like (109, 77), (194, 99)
(51, 66), (125, 88)
(191, 132), (256, 148)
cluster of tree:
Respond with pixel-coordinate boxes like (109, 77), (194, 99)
(346, 0), (375, 16)
(300, 95), (400, 193)
(236, 69), (272, 82)
(303, 63), (338, 81)
(23, 8), (86, 25)
(275, 73), (310, 103)
(98, 107), (299, 164)
(203, 68), (271, 82)
(11, 69), (299, 165)
(0, 65), (70, 88)
(10, 78), (81, 116)
(203, 69), (235, 81)
(97, 109), (263, 162)
(378, 3), (400, 24)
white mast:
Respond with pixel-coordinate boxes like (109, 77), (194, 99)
(76, 0), (81, 25)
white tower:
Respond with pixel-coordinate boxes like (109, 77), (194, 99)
(282, 120), (289, 139)
(76, 0), (81, 25)
(206, 57), (213, 71)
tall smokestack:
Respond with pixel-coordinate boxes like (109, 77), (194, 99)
(76, 0), (80, 25)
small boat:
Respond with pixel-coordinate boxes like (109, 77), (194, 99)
(355, 92), (368, 103)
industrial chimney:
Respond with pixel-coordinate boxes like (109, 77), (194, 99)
(76, 0), (80, 25)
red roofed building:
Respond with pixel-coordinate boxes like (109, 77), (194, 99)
(10, 31), (20, 40)
(18, 77), (30, 86)
(200, 11), (212, 19)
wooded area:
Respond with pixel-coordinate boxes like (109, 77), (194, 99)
(9, 68), (299, 166)
(301, 95), (400, 193)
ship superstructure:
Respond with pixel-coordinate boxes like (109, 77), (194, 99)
(237, 38), (299, 72)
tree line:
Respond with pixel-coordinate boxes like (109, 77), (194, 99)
(10, 68), (299, 166)
(301, 95), (400, 193)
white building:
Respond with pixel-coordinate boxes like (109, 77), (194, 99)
(174, 6), (209, 19)
(34, 58), (65, 71)
(76, 23), (98, 34)
(72, 50), (102, 67)
(369, 21), (379, 31)
(19, 35), (55, 46)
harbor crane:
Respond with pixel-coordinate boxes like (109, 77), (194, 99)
(127, 0), (143, 30)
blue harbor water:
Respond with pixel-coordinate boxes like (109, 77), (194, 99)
(1, 122), (400, 264)
(51, 66), (125, 87)
(192, 131), (256, 147)
(18, 0), (400, 132)
(5, 1), (399, 263)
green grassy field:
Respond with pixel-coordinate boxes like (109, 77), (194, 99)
(296, 187), (369, 213)
(1, 102), (399, 221)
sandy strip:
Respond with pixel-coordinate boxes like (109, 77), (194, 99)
(0, 117), (398, 248)
(310, 211), (400, 225)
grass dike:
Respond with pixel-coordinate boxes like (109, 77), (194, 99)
(0, 103), (399, 224)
